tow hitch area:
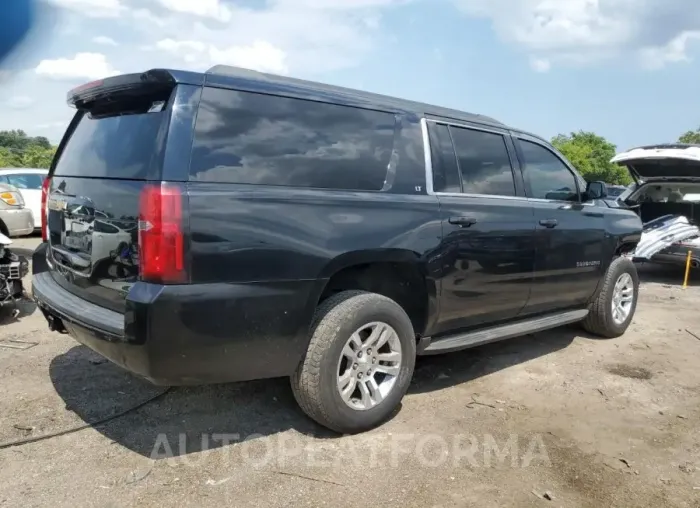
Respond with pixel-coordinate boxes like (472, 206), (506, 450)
(42, 309), (68, 334)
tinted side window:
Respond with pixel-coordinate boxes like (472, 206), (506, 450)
(518, 140), (579, 201)
(428, 123), (460, 193)
(449, 126), (516, 196)
(190, 87), (396, 191)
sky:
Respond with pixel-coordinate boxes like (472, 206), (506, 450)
(0, 0), (699, 152)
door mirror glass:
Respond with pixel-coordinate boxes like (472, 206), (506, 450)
(585, 181), (608, 200)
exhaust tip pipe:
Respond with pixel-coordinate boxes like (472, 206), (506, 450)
(691, 259), (700, 269)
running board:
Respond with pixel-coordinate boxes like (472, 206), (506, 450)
(420, 309), (589, 355)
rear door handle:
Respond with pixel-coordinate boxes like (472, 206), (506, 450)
(539, 218), (558, 228)
(448, 216), (477, 227)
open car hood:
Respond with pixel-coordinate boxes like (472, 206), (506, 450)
(611, 144), (700, 182)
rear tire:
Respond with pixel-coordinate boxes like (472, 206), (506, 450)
(581, 256), (639, 338)
(291, 290), (416, 434)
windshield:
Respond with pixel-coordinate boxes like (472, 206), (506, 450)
(0, 173), (45, 189)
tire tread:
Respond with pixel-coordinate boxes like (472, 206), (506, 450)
(291, 290), (412, 433)
(581, 256), (637, 338)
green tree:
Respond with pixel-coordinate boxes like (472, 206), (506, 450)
(0, 147), (21, 168)
(678, 127), (700, 144)
(0, 130), (32, 151)
(552, 131), (631, 185)
(0, 130), (57, 168)
(19, 145), (56, 169)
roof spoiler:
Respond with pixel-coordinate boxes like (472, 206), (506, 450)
(67, 70), (181, 109)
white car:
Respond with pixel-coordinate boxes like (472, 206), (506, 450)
(0, 168), (48, 231)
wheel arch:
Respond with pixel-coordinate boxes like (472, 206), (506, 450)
(316, 248), (425, 279)
(311, 248), (438, 337)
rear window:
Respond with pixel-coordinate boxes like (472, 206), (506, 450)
(53, 110), (165, 180)
(0, 173), (44, 189)
(189, 87), (396, 191)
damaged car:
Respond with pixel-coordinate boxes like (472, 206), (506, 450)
(611, 144), (700, 267)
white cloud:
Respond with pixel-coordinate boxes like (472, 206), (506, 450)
(274, 0), (407, 9)
(48, 0), (124, 17)
(35, 53), (120, 81)
(212, 41), (288, 74)
(639, 30), (700, 69)
(130, 8), (167, 27)
(530, 57), (551, 73)
(6, 96), (34, 110)
(454, 0), (700, 70)
(156, 39), (288, 73)
(93, 36), (118, 46)
(156, 39), (207, 55)
(141, 1), (398, 75)
(156, 0), (231, 21)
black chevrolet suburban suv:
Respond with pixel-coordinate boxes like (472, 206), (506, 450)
(32, 66), (643, 433)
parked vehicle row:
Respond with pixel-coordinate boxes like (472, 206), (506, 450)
(32, 66), (643, 433)
(0, 168), (48, 237)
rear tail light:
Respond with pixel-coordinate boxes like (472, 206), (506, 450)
(41, 177), (50, 241)
(0, 191), (23, 208)
(138, 183), (187, 283)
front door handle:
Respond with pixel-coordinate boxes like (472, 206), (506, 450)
(539, 218), (558, 228)
(449, 216), (477, 227)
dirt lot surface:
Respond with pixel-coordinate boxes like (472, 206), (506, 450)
(2, 236), (700, 507)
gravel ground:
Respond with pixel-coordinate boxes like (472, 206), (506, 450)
(2, 236), (700, 507)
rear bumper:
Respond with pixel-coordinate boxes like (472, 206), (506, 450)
(32, 244), (322, 385)
(0, 208), (34, 237)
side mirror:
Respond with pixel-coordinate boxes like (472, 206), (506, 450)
(585, 181), (608, 200)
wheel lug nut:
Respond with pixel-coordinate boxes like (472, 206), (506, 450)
(357, 352), (363, 358)
(372, 358), (376, 364)
(358, 372), (363, 379)
(353, 363), (358, 370)
(367, 370), (371, 375)
(367, 348), (372, 355)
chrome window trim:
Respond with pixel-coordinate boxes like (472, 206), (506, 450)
(434, 191), (530, 203)
(420, 117), (598, 207)
(421, 117), (525, 202)
(426, 117), (508, 136)
(420, 117), (435, 195)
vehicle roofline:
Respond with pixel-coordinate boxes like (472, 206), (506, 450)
(507, 128), (550, 144)
(202, 65), (506, 127)
(125, 64), (500, 130)
(82, 65), (550, 138)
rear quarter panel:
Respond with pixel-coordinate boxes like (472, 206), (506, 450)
(187, 186), (442, 284)
(182, 185), (442, 380)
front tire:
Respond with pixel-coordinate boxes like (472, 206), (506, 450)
(291, 290), (416, 434)
(581, 256), (639, 338)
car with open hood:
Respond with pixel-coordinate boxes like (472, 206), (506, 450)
(611, 144), (700, 266)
